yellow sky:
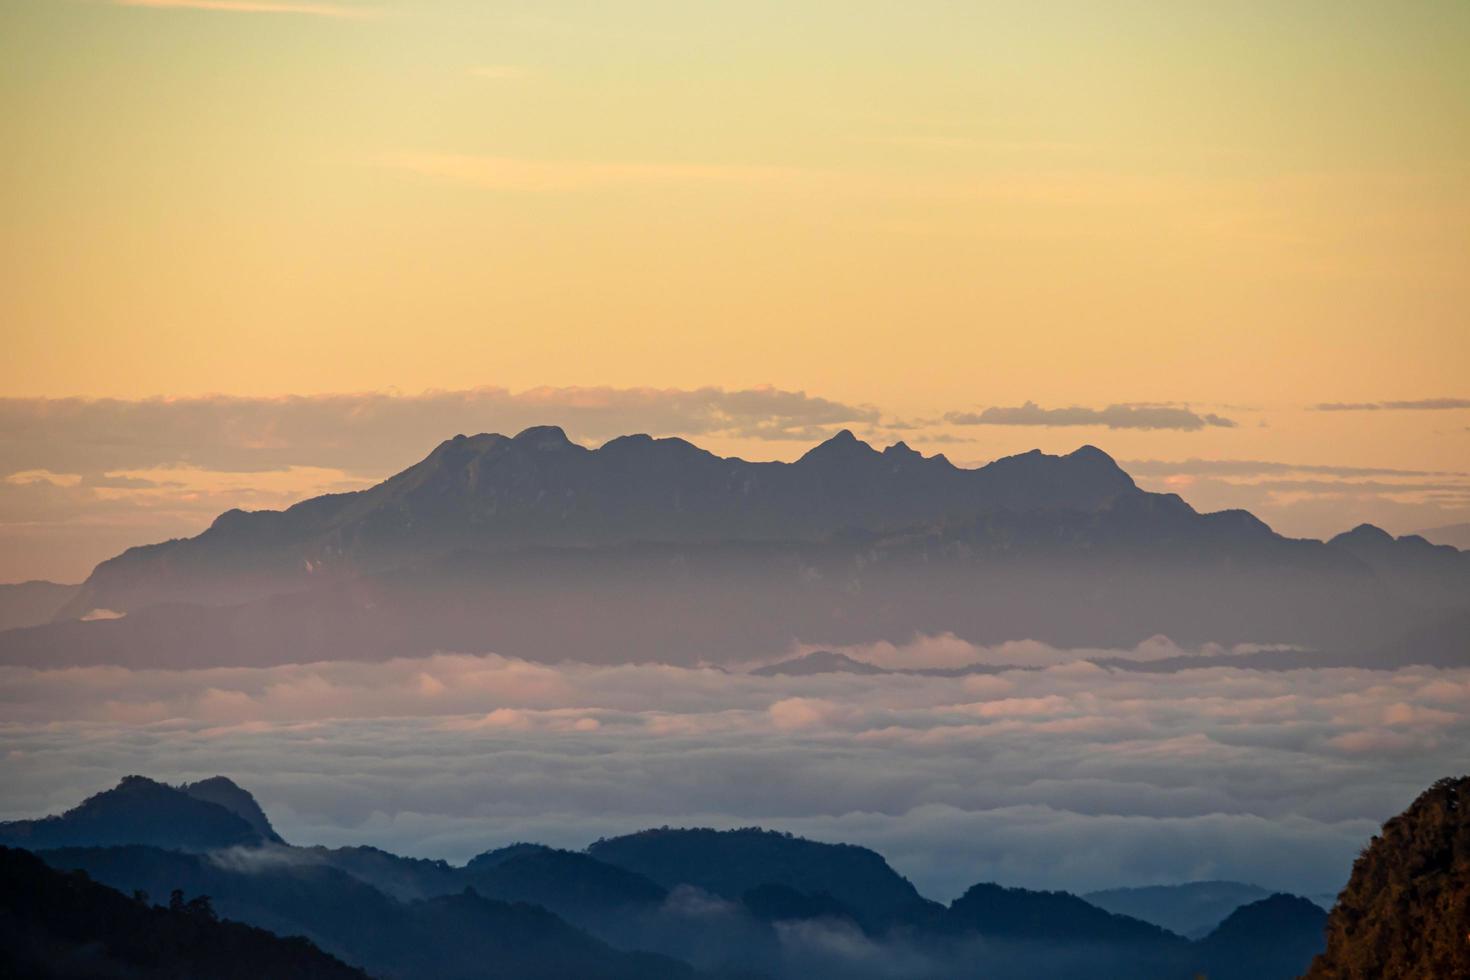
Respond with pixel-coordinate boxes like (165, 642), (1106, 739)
(2, 1), (1469, 578)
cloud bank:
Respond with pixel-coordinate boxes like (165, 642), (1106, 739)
(945, 402), (1237, 431)
(2, 642), (1464, 901)
(1314, 398), (1470, 412)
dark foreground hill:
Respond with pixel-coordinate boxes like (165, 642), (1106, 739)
(1, 429), (1464, 671)
(1305, 775), (1470, 979)
(0, 846), (369, 980)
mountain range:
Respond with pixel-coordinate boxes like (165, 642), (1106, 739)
(0, 427), (1465, 669)
(0, 774), (1331, 980)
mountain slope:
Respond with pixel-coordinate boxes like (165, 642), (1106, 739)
(1304, 775), (1470, 979)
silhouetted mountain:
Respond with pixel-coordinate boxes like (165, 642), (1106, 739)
(1305, 775), (1470, 979)
(1196, 893), (1326, 980)
(942, 881), (1182, 945)
(750, 650), (890, 676)
(7, 774), (1345, 980)
(463, 844), (669, 916)
(588, 827), (931, 932)
(1082, 880), (1273, 937)
(0, 776), (266, 852)
(0, 580), (78, 631)
(0, 845), (369, 980)
(60, 429), (1139, 618)
(180, 776), (285, 845)
(3, 430), (1463, 672)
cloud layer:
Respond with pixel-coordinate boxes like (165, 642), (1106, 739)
(3, 640), (1464, 901)
(945, 402), (1237, 431)
(1314, 398), (1470, 412)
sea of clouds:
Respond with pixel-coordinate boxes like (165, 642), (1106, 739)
(3, 636), (1466, 902)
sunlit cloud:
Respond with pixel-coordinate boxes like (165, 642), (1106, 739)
(1314, 398), (1470, 412)
(1, 647), (1462, 898)
(945, 402), (1237, 431)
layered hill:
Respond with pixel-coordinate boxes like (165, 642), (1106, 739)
(0, 846), (370, 980)
(4, 774), (1334, 980)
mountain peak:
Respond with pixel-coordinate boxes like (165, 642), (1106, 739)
(512, 425), (575, 450)
(0, 774), (267, 851)
(797, 428), (878, 464)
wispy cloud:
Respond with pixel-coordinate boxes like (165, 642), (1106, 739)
(945, 402), (1237, 431)
(1124, 458), (1467, 479)
(112, 0), (378, 18)
(376, 152), (818, 193)
(1314, 398), (1470, 412)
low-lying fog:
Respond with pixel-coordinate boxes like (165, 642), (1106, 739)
(4, 634), (1465, 902)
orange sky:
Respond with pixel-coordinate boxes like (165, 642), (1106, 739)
(2, 0), (1468, 580)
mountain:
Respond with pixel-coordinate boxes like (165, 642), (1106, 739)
(59, 428), (1139, 618)
(588, 827), (932, 932)
(1082, 880), (1274, 937)
(942, 882), (1181, 945)
(0, 579), (79, 631)
(1195, 893), (1327, 980)
(180, 776), (286, 844)
(0, 429), (1461, 673)
(750, 650), (891, 676)
(0, 845), (370, 980)
(1415, 520), (1470, 550)
(1304, 775), (1470, 979)
(463, 844), (669, 916)
(0, 775), (267, 852)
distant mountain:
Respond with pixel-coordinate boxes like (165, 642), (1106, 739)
(1196, 893), (1327, 980)
(1415, 520), (1470, 550)
(60, 428), (1139, 618)
(2, 429), (1463, 672)
(588, 827), (932, 932)
(0, 580), (78, 631)
(750, 650), (891, 676)
(1083, 880), (1273, 937)
(0, 775), (268, 852)
(1305, 775), (1470, 979)
(0, 845), (369, 980)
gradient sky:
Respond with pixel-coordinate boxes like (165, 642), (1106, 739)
(3, 0), (1469, 580)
